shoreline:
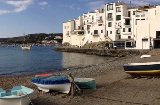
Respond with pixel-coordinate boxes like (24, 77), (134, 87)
(1, 54), (160, 105)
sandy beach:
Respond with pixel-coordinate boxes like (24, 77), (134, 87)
(1, 53), (160, 105)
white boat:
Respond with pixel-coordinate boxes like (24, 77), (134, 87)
(21, 45), (31, 50)
(123, 61), (160, 76)
(31, 75), (71, 93)
(0, 85), (34, 105)
(140, 54), (151, 58)
(33, 83), (71, 93)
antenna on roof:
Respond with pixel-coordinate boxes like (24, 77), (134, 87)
(129, 0), (131, 5)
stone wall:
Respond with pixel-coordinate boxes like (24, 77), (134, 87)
(54, 47), (149, 57)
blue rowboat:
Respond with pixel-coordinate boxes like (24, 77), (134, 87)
(123, 62), (160, 76)
(0, 85), (34, 105)
(31, 75), (71, 93)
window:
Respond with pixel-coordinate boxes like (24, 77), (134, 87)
(116, 7), (121, 12)
(108, 22), (112, 27)
(88, 31), (90, 34)
(101, 30), (103, 33)
(125, 19), (130, 25)
(116, 30), (120, 34)
(128, 28), (131, 32)
(106, 31), (108, 36)
(110, 31), (112, 34)
(87, 25), (91, 29)
(64, 26), (66, 29)
(128, 36), (131, 39)
(128, 11), (131, 17)
(94, 30), (98, 34)
(108, 13), (112, 19)
(116, 15), (121, 20)
(107, 4), (113, 11)
(133, 11), (135, 15)
(123, 28), (125, 32)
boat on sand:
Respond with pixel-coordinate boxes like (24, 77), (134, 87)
(31, 75), (71, 93)
(74, 78), (96, 89)
(0, 85), (34, 105)
(123, 62), (160, 76)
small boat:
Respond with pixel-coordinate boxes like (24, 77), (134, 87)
(140, 54), (151, 58)
(123, 62), (160, 76)
(0, 85), (34, 105)
(31, 75), (71, 93)
(21, 45), (31, 50)
(74, 78), (96, 89)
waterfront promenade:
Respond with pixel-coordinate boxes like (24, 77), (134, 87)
(0, 49), (160, 105)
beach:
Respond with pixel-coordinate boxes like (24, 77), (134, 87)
(1, 54), (160, 105)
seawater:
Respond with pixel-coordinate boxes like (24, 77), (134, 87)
(0, 46), (110, 76)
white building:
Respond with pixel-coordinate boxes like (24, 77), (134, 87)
(63, 1), (160, 49)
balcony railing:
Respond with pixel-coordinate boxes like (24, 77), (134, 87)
(115, 25), (122, 29)
(123, 32), (132, 35)
(92, 33), (99, 36)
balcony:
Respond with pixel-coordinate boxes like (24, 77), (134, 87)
(123, 32), (132, 35)
(77, 31), (84, 35)
(92, 33), (99, 36)
(124, 23), (131, 27)
(97, 19), (103, 23)
(115, 32), (120, 35)
(123, 16), (131, 19)
(115, 25), (122, 29)
(70, 31), (76, 34)
(74, 26), (84, 32)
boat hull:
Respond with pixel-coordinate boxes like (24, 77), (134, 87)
(74, 78), (96, 89)
(0, 85), (34, 105)
(33, 83), (71, 93)
(0, 96), (30, 105)
(123, 62), (160, 75)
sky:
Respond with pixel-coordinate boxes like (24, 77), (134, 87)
(0, 0), (159, 38)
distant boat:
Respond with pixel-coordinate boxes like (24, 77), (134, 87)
(21, 33), (31, 50)
(21, 45), (31, 50)
(123, 62), (160, 76)
(0, 85), (34, 105)
(140, 54), (151, 58)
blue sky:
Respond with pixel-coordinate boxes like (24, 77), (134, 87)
(0, 0), (159, 38)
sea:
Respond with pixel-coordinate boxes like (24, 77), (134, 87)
(0, 45), (110, 76)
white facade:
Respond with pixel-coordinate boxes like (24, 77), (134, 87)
(63, 1), (160, 49)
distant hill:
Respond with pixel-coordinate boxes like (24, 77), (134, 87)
(0, 33), (63, 44)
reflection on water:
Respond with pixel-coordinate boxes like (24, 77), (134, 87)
(62, 52), (108, 68)
(0, 46), (110, 76)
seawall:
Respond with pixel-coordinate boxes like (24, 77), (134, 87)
(54, 47), (149, 57)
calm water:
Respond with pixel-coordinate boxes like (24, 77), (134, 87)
(0, 45), (109, 76)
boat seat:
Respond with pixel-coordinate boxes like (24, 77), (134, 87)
(11, 91), (18, 95)
(0, 88), (6, 97)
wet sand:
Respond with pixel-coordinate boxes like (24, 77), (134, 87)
(1, 54), (160, 105)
